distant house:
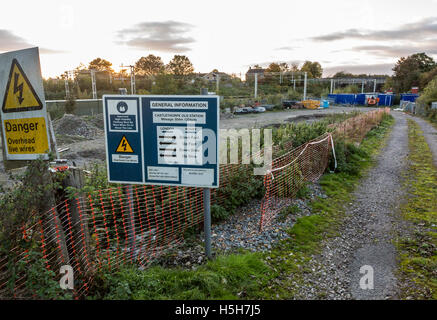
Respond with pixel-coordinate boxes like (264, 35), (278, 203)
(201, 71), (230, 82)
(245, 67), (266, 81)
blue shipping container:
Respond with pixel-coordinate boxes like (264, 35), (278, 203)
(336, 94), (356, 104)
(356, 94), (366, 105)
(326, 93), (393, 106)
(400, 94), (419, 102)
(377, 94), (393, 106)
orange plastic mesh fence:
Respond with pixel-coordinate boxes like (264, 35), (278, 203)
(0, 108), (390, 299)
(259, 108), (390, 230)
(259, 133), (332, 230)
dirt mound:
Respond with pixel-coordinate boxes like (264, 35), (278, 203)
(54, 114), (102, 139)
(85, 113), (104, 130)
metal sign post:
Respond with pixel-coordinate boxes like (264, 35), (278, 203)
(200, 87), (212, 258)
(203, 188), (212, 258)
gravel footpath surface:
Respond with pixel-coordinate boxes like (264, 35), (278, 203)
(295, 112), (409, 299)
(406, 114), (437, 167)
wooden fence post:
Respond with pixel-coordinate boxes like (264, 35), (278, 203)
(62, 167), (92, 272)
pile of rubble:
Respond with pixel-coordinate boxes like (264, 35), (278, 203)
(53, 114), (103, 140)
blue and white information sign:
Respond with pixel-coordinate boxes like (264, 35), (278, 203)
(103, 95), (219, 188)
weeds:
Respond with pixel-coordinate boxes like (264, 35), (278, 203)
(277, 204), (301, 222)
(91, 253), (268, 300)
(0, 156), (73, 299)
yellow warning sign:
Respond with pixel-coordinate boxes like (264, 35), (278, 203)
(116, 135), (134, 153)
(3, 117), (49, 154)
(2, 59), (43, 113)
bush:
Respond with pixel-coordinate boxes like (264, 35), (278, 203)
(0, 157), (74, 299)
(330, 140), (369, 175)
(65, 95), (76, 114)
(417, 76), (437, 119)
(334, 84), (359, 94)
(212, 166), (264, 222)
(211, 204), (229, 221)
(287, 88), (301, 100)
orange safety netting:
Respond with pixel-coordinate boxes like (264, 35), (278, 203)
(259, 132), (334, 230)
(259, 107), (390, 230)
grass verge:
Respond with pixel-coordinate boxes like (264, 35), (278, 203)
(90, 114), (395, 300)
(90, 253), (269, 299)
(396, 120), (437, 299)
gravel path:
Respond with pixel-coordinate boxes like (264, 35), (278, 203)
(296, 112), (410, 299)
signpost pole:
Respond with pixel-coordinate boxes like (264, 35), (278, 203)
(127, 185), (137, 261)
(200, 86), (212, 259)
(203, 188), (212, 259)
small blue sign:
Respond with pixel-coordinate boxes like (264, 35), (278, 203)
(103, 95), (219, 188)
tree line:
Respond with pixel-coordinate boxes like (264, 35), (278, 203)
(42, 51), (437, 101)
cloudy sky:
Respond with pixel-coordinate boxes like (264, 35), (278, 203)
(1, 0), (437, 78)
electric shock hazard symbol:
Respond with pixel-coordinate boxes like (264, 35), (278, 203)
(115, 135), (134, 153)
(2, 59), (43, 113)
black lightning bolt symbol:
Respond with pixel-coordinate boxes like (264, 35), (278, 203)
(13, 72), (24, 105)
(122, 139), (127, 151)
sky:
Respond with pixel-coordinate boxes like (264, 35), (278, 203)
(1, 0), (437, 78)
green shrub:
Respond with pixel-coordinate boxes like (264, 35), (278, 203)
(0, 157), (73, 299)
(213, 166), (264, 220)
(334, 84), (359, 94)
(296, 182), (311, 199)
(211, 204), (230, 222)
(65, 95), (77, 114)
(330, 140), (369, 175)
(417, 77), (437, 108)
(287, 89), (301, 100)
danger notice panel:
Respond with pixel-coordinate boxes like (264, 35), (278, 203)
(3, 117), (49, 154)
